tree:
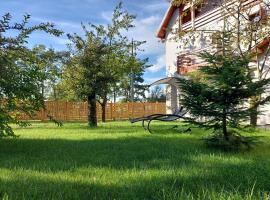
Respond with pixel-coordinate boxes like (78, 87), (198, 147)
(0, 13), (62, 137)
(49, 77), (79, 101)
(63, 2), (147, 125)
(65, 30), (108, 126)
(92, 14), (148, 121)
(118, 55), (149, 102)
(168, 0), (270, 126)
(147, 86), (166, 102)
(32, 45), (69, 99)
(179, 51), (270, 143)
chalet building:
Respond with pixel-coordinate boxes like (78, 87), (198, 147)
(156, 0), (270, 125)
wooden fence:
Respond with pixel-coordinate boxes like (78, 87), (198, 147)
(19, 101), (166, 122)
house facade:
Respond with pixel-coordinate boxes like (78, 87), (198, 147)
(157, 0), (270, 125)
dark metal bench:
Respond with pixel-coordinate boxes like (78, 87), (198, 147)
(130, 107), (188, 133)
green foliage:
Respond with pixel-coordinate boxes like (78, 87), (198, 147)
(64, 2), (139, 100)
(0, 13), (62, 137)
(170, 0), (204, 7)
(62, 3), (148, 125)
(32, 45), (69, 100)
(203, 130), (262, 151)
(179, 52), (270, 144)
(118, 57), (149, 102)
(63, 3), (135, 125)
(0, 193), (8, 200)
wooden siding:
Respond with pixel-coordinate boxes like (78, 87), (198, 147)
(182, 0), (262, 31)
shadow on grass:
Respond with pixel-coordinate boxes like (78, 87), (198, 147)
(0, 152), (269, 200)
(0, 137), (202, 171)
(1, 164), (269, 200)
(0, 127), (270, 199)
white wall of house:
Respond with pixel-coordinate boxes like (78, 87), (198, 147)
(162, 2), (270, 125)
(257, 51), (270, 125)
(165, 8), (181, 114)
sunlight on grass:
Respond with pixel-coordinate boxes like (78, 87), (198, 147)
(0, 122), (270, 199)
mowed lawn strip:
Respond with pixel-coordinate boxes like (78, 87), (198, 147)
(0, 122), (270, 200)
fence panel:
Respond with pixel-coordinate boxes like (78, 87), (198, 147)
(18, 101), (166, 122)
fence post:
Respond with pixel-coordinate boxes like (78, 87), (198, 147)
(142, 103), (144, 116)
(110, 103), (113, 121)
(42, 101), (46, 121)
(65, 101), (68, 121)
(131, 102), (134, 119)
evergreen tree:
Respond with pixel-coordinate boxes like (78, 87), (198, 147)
(179, 52), (270, 142)
(118, 57), (149, 102)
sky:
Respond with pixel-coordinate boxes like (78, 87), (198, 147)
(1, 0), (169, 85)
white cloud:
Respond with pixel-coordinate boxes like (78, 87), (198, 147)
(147, 54), (166, 73)
(31, 17), (81, 30)
(140, 15), (160, 25)
(99, 12), (165, 56)
(124, 15), (165, 56)
(101, 11), (113, 22)
(143, 2), (169, 12)
(51, 37), (70, 45)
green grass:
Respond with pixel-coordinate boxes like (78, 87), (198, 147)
(0, 121), (270, 200)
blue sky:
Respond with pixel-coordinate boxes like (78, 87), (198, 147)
(1, 0), (169, 84)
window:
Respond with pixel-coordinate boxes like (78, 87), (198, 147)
(181, 9), (192, 25)
(177, 55), (193, 75)
(180, 8), (200, 25)
(180, 0), (223, 26)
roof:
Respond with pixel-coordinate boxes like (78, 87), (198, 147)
(250, 36), (270, 55)
(156, 0), (222, 39)
(156, 4), (178, 39)
(150, 76), (188, 87)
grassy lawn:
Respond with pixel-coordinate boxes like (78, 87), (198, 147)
(0, 122), (270, 200)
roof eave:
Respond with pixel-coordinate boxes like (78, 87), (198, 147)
(156, 4), (178, 39)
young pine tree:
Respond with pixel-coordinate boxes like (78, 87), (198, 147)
(179, 52), (270, 143)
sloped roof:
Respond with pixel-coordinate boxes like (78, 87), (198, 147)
(156, 4), (178, 39)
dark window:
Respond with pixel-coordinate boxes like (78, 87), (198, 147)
(181, 9), (191, 25)
(177, 55), (193, 75)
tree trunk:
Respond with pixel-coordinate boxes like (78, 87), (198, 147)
(41, 81), (45, 99)
(250, 96), (260, 127)
(222, 108), (229, 140)
(113, 91), (116, 121)
(87, 93), (97, 127)
(250, 105), (258, 127)
(113, 91), (116, 104)
(98, 96), (108, 123)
